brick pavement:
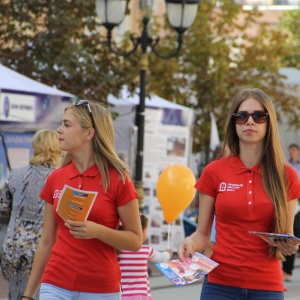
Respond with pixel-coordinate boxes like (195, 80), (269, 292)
(0, 255), (299, 299)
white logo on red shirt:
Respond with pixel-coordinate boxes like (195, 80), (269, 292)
(219, 182), (243, 192)
(53, 189), (61, 198)
(219, 182), (226, 191)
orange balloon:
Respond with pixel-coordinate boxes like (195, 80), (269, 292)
(156, 164), (196, 224)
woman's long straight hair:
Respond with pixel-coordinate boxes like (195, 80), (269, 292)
(220, 88), (288, 260)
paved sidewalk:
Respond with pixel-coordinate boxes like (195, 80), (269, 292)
(149, 255), (300, 300)
(0, 256), (299, 299)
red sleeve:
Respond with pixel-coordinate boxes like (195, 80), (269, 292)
(113, 171), (138, 207)
(194, 161), (218, 198)
(39, 170), (57, 205)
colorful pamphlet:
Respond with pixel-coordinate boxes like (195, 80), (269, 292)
(56, 184), (98, 221)
(155, 252), (218, 287)
(249, 231), (300, 246)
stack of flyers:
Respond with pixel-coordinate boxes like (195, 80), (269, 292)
(249, 231), (300, 246)
(155, 252), (219, 287)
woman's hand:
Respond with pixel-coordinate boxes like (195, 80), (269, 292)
(64, 220), (100, 239)
(274, 238), (299, 256)
(178, 236), (196, 261)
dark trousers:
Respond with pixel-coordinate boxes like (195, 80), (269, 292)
(282, 253), (295, 275)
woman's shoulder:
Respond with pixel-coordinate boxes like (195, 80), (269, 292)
(284, 163), (299, 179)
(8, 165), (32, 184)
(10, 164), (31, 175)
(7, 165), (48, 195)
(43, 165), (69, 183)
(285, 163), (297, 174)
(109, 166), (133, 182)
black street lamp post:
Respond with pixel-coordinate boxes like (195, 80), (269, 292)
(95, 0), (200, 208)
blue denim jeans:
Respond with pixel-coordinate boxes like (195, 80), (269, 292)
(40, 283), (121, 300)
(200, 276), (284, 300)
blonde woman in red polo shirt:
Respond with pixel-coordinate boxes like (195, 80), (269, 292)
(22, 100), (143, 300)
(178, 88), (300, 300)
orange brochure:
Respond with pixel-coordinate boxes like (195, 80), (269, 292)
(56, 185), (98, 221)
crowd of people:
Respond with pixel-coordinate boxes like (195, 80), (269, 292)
(0, 87), (300, 300)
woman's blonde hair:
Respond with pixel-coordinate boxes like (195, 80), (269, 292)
(61, 101), (129, 191)
(30, 129), (62, 168)
(220, 87), (288, 260)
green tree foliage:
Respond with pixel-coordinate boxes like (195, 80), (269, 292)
(146, 0), (300, 159)
(279, 9), (300, 68)
(0, 0), (137, 101)
(1, 0), (299, 163)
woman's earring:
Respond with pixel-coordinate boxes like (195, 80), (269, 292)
(86, 137), (89, 142)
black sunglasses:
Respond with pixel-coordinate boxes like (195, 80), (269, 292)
(232, 111), (269, 124)
(75, 100), (95, 128)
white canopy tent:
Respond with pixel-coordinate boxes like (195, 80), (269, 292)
(0, 64), (75, 132)
(108, 86), (194, 176)
(0, 64), (74, 97)
(0, 64), (75, 176)
(108, 86), (194, 131)
(108, 87), (192, 110)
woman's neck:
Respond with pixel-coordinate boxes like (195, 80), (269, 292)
(72, 152), (95, 173)
(239, 143), (263, 168)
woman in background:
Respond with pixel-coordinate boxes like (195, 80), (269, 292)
(0, 129), (61, 300)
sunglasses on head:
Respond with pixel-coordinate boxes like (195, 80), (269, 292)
(232, 111), (269, 124)
(75, 100), (95, 128)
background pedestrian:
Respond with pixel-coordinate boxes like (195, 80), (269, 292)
(282, 143), (300, 281)
(0, 129), (61, 300)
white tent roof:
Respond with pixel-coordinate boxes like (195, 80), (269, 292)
(108, 86), (192, 111)
(0, 64), (74, 98)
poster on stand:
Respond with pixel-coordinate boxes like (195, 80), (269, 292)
(142, 107), (194, 252)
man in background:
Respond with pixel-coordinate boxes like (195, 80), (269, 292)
(282, 143), (300, 282)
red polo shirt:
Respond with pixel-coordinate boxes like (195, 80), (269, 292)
(40, 161), (138, 293)
(196, 155), (300, 291)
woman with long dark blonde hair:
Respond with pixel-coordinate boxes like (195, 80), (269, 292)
(23, 100), (143, 300)
(179, 88), (300, 299)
